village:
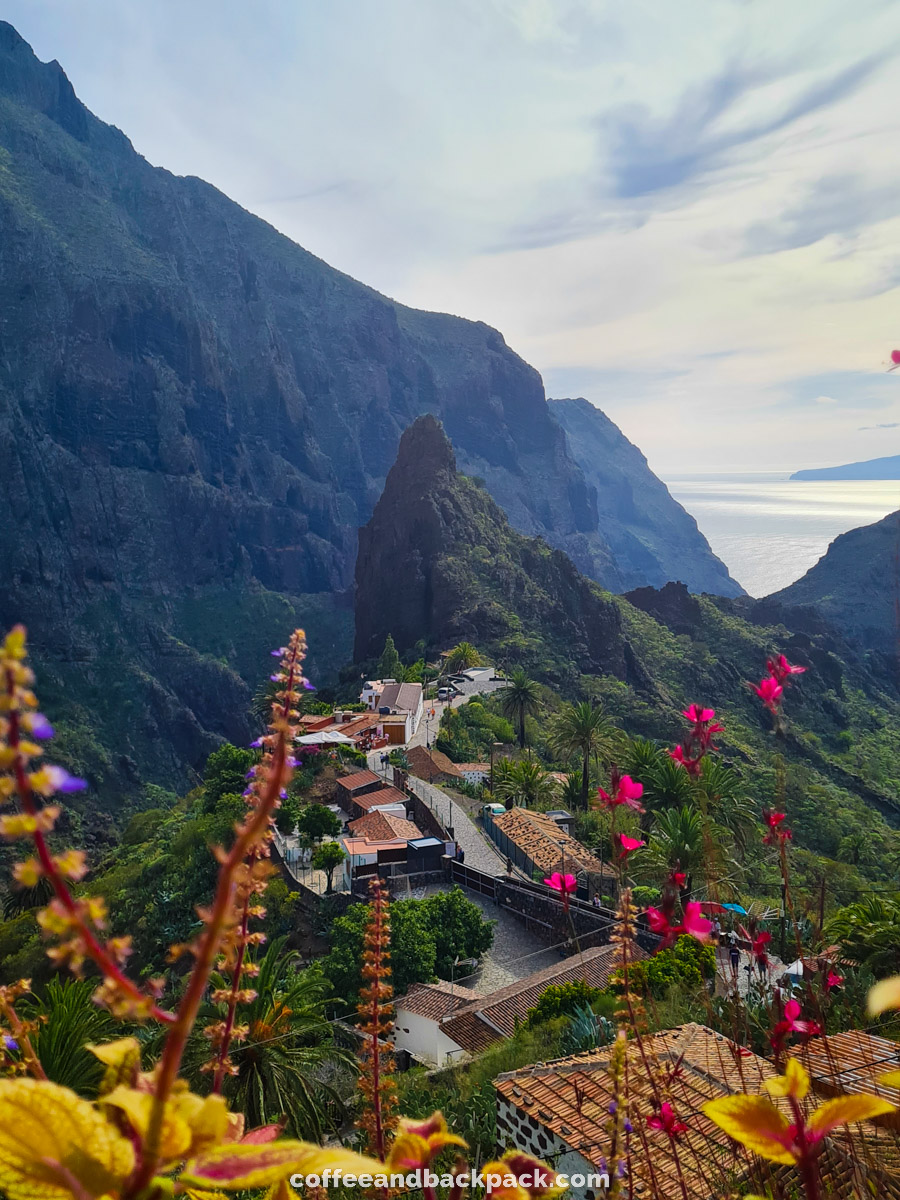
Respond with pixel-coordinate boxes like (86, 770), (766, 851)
(263, 655), (899, 1200)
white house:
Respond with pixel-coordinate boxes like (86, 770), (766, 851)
(456, 762), (490, 786)
(393, 980), (480, 1067)
(361, 679), (394, 710)
(375, 681), (424, 739)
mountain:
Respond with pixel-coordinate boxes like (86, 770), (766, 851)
(357, 417), (900, 878)
(0, 24), (741, 807)
(791, 455), (900, 480)
(354, 415), (627, 679)
(765, 510), (900, 655)
(550, 398), (739, 594)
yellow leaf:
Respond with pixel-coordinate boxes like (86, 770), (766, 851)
(180, 1141), (382, 1190)
(103, 1086), (192, 1165)
(0, 1078), (135, 1200)
(880, 1071), (900, 1087)
(868, 975), (900, 1016)
(808, 1094), (897, 1137)
(701, 1095), (797, 1165)
(763, 1056), (809, 1101)
(175, 1093), (232, 1156)
(87, 1038), (141, 1095)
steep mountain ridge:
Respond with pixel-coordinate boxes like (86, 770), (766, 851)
(765, 509), (900, 655)
(0, 23), (737, 805)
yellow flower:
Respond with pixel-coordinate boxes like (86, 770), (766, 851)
(386, 1111), (467, 1171)
(0, 1078), (135, 1200)
(479, 1151), (566, 1200)
(762, 1056), (809, 1101)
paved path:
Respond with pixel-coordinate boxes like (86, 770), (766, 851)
(408, 673), (508, 750)
(715, 946), (786, 998)
(422, 884), (560, 995)
(405, 773), (509, 874)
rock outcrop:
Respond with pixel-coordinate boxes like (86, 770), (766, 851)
(354, 416), (627, 681)
(765, 510), (900, 656)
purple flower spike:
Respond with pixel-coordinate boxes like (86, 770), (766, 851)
(245, 769), (255, 780)
(250, 738), (263, 748)
(271, 648), (287, 657)
(303, 679), (316, 691)
(3, 1037), (18, 1052)
(608, 1101), (617, 1115)
(270, 673), (285, 683)
(623, 1118), (633, 1134)
(242, 788), (253, 797)
(617, 1162), (627, 1179)
(28, 713), (54, 739)
(279, 788), (288, 799)
(46, 765), (87, 793)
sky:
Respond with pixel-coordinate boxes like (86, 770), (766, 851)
(7, 0), (900, 474)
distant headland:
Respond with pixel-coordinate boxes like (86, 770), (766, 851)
(791, 454), (900, 481)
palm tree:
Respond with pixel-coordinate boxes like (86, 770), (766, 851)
(549, 701), (618, 810)
(21, 979), (119, 1095)
(194, 938), (356, 1140)
(500, 668), (541, 749)
(444, 642), (482, 674)
(641, 806), (739, 900)
(493, 756), (557, 809)
(826, 895), (900, 977)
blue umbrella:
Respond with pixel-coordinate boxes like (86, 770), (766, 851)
(722, 902), (748, 914)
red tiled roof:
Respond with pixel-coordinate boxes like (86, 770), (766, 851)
(335, 769), (380, 792)
(351, 786), (408, 813)
(349, 812), (423, 842)
(396, 980), (479, 1021)
(441, 944), (643, 1053)
(494, 1024), (899, 1199)
(406, 745), (462, 782)
(491, 807), (604, 875)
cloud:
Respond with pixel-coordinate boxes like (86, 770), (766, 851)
(859, 421), (900, 429)
(815, 395), (838, 404)
(744, 174), (900, 255)
(599, 54), (886, 200)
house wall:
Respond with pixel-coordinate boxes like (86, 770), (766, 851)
(461, 768), (489, 785)
(393, 1009), (466, 1067)
(495, 1099), (608, 1200)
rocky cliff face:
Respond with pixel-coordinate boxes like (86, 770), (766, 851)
(765, 510), (900, 656)
(354, 416), (628, 681)
(550, 398), (741, 595)
(0, 23), (739, 805)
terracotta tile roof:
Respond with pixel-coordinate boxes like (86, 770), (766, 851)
(491, 807), (604, 875)
(800, 1030), (900, 1131)
(396, 980), (479, 1021)
(335, 769), (380, 793)
(457, 763), (490, 773)
(351, 786), (408, 813)
(348, 812), (423, 842)
(377, 682), (423, 713)
(494, 1023), (900, 1200)
(441, 944), (643, 1054)
(406, 745), (462, 782)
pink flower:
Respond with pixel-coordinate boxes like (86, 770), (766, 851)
(647, 1102), (687, 1138)
(767, 654), (806, 684)
(597, 775), (645, 813)
(618, 833), (645, 859)
(682, 901), (713, 941)
(545, 872), (577, 894)
(890, 349), (900, 370)
(826, 970), (844, 991)
(771, 999), (822, 1052)
(669, 745), (688, 767)
(740, 927), (771, 969)
(763, 809), (792, 846)
(683, 704), (715, 724)
(753, 675), (784, 711)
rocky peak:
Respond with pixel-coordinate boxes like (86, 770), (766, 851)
(387, 413), (457, 496)
(0, 22), (89, 142)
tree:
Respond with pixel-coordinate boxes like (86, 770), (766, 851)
(296, 804), (342, 843)
(444, 642), (482, 674)
(200, 744), (255, 812)
(322, 888), (493, 1001)
(378, 634), (402, 679)
(500, 668), (541, 749)
(195, 939), (355, 1140)
(275, 792), (303, 836)
(21, 979), (118, 1096)
(312, 841), (347, 893)
(642, 806), (739, 900)
(493, 757), (557, 809)
(549, 701), (618, 810)
(825, 895), (900, 977)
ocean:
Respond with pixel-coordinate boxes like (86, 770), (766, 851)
(665, 474), (900, 598)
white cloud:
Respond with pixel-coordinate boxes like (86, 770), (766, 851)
(5, 0), (900, 472)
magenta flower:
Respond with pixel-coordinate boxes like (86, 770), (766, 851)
(682, 901), (713, 941)
(766, 654), (806, 684)
(647, 1102), (687, 1138)
(598, 775), (645, 812)
(683, 704), (715, 724)
(545, 872), (577, 894)
(645, 900), (711, 949)
(771, 998), (822, 1052)
(753, 676), (783, 711)
(890, 349), (900, 371)
(763, 809), (792, 846)
(826, 970), (844, 991)
(618, 833), (645, 859)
